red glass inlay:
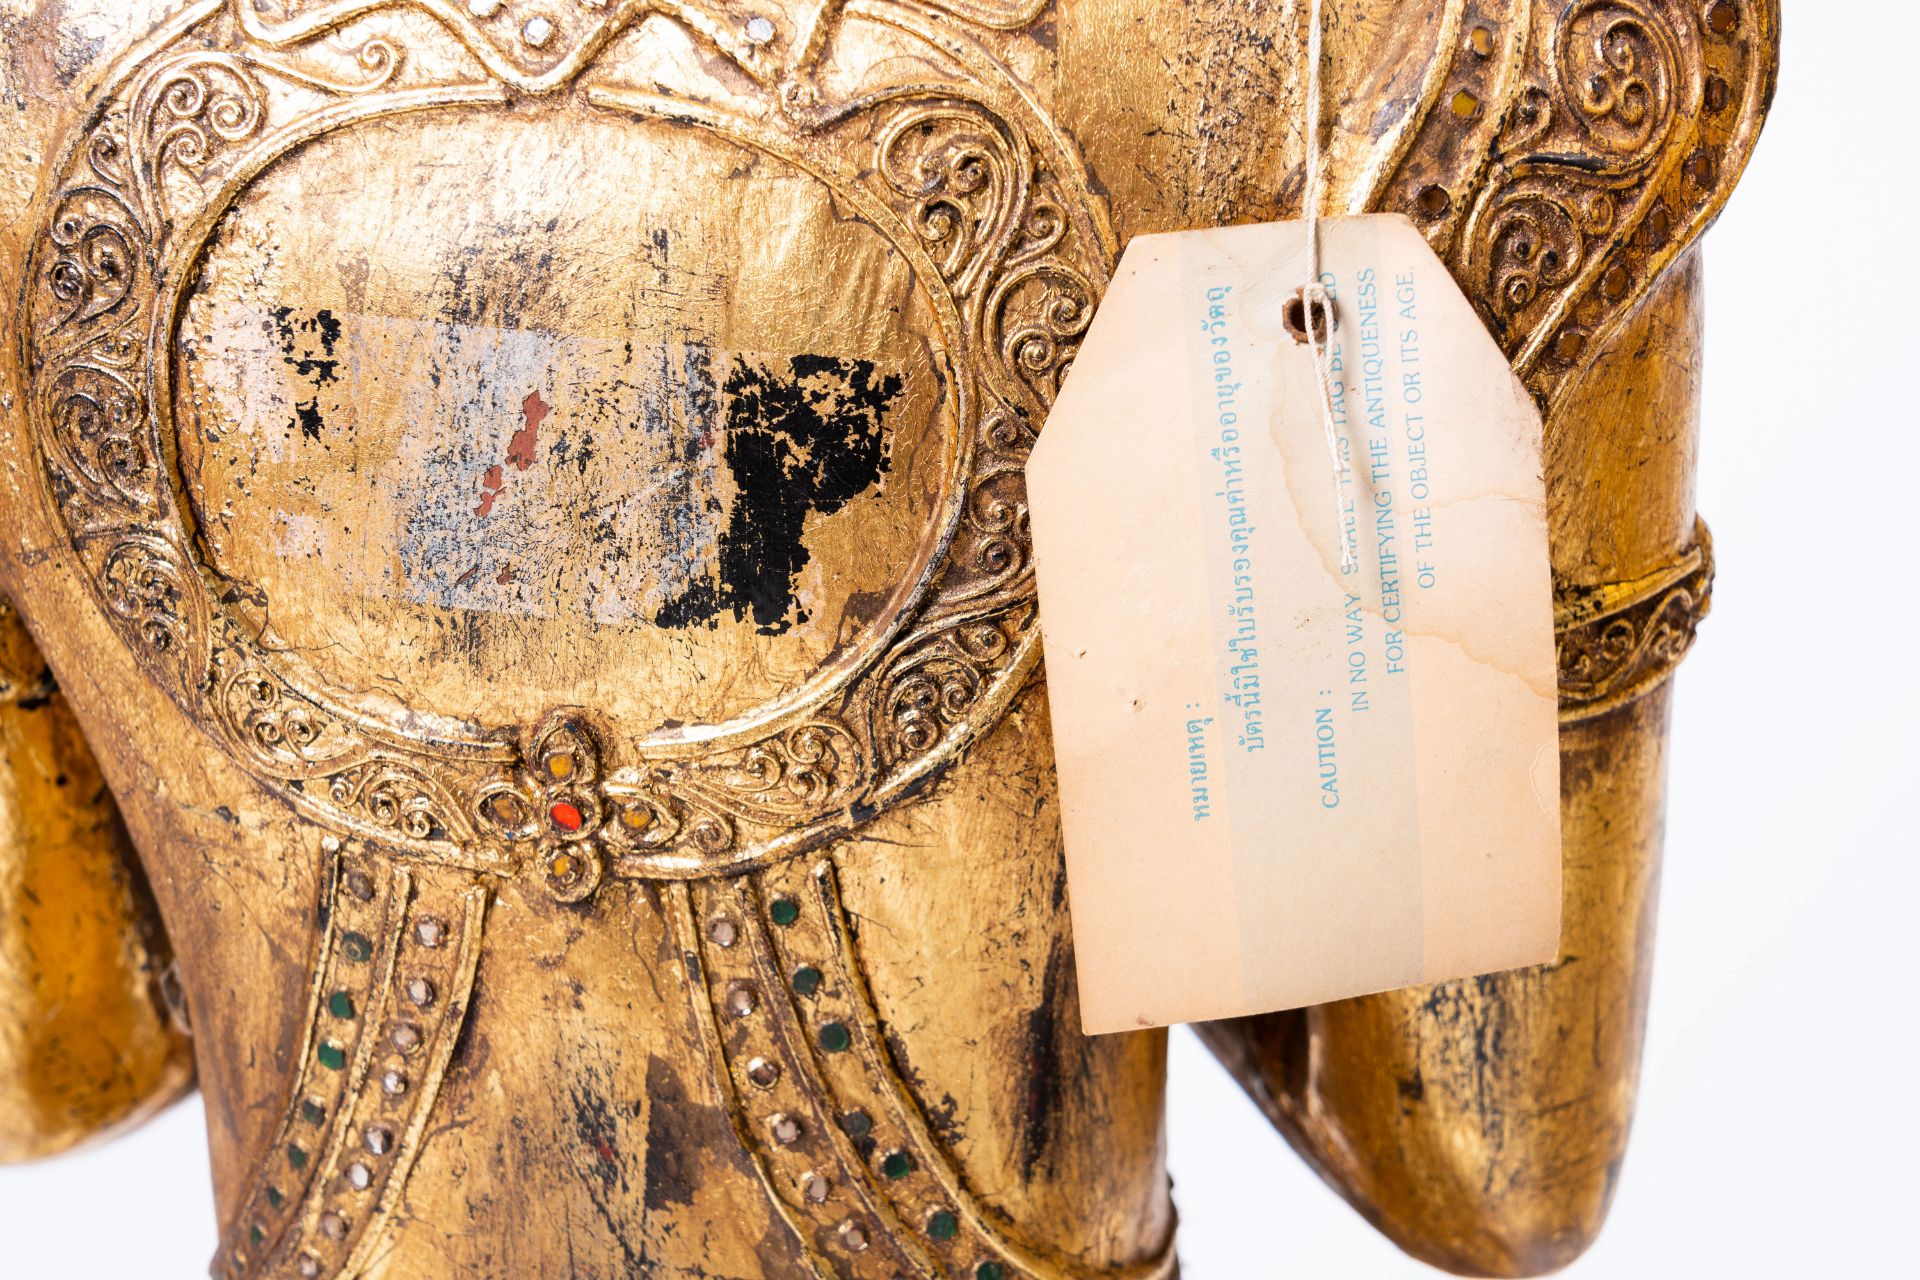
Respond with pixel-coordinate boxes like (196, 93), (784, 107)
(550, 801), (584, 832)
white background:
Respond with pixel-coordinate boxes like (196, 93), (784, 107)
(3, 5), (1916, 1275)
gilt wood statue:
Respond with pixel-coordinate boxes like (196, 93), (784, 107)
(0, 2), (1777, 1276)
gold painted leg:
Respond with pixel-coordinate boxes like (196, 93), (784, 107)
(1196, 248), (1718, 1275)
(0, 597), (194, 1163)
(1198, 685), (1674, 1276)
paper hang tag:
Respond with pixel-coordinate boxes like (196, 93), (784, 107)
(1028, 214), (1562, 1035)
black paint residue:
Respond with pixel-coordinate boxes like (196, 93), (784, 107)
(1016, 939), (1069, 1183)
(269, 305), (342, 442)
(570, 1083), (630, 1195)
(640, 1054), (699, 1213)
(656, 353), (901, 635)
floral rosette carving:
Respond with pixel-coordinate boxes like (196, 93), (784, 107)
(473, 715), (616, 903)
(473, 715), (765, 897)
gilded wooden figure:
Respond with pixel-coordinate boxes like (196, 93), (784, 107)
(0, 1), (1777, 1276)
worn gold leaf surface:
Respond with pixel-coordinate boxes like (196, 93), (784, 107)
(0, 2), (1776, 1276)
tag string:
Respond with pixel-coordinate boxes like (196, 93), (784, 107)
(1301, 0), (1353, 573)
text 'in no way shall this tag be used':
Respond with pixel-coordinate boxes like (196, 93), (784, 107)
(1028, 214), (1563, 1035)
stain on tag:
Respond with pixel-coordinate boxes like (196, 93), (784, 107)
(1028, 214), (1561, 1034)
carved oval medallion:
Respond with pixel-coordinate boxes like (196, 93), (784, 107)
(176, 106), (957, 739)
(24, 1), (1112, 880)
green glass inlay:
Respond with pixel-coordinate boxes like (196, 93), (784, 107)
(976, 1264), (1005, 1280)
(791, 965), (823, 997)
(317, 1041), (347, 1071)
(265, 1187), (284, 1209)
(287, 1144), (309, 1170)
(768, 897), (800, 926)
(248, 1225), (264, 1246)
(341, 931), (372, 962)
(328, 990), (355, 1020)
(300, 1099), (325, 1125)
(881, 1150), (913, 1180)
(818, 1022), (851, 1053)
(928, 1210), (959, 1241)
(840, 1110), (872, 1138)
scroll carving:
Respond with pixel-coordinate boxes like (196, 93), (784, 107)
(1381, 0), (1779, 409)
(1555, 522), (1715, 721)
(1463, 0), (1693, 366)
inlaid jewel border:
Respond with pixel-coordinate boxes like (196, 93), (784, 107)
(669, 860), (1179, 1280)
(211, 844), (488, 1280)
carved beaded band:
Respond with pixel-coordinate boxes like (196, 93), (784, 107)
(1556, 519), (1715, 723)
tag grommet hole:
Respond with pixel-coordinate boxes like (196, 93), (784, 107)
(1415, 184), (1452, 219)
(1283, 288), (1335, 346)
